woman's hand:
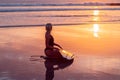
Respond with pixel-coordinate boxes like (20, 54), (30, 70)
(54, 43), (63, 50)
(53, 47), (59, 51)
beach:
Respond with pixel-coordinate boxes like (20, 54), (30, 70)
(0, 2), (120, 80)
(0, 24), (120, 80)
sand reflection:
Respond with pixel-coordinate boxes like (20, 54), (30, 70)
(93, 24), (99, 38)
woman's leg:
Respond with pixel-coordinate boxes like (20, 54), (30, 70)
(45, 49), (62, 58)
(53, 48), (63, 58)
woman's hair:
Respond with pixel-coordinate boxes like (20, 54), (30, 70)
(46, 23), (52, 31)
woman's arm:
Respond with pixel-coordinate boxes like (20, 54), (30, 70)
(45, 32), (62, 49)
(54, 43), (63, 49)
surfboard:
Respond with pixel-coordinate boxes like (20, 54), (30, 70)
(60, 49), (74, 60)
(30, 49), (74, 60)
(31, 55), (64, 60)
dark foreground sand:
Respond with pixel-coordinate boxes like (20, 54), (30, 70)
(0, 25), (120, 80)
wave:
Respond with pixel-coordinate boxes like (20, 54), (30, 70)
(0, 3), (107, 7)
(0, 3), (119, 7)
(0, 8), (120, 12)
(29, 15), (120, 18)
(29, 15), (93, 17)
(0, 23), (86, 28)
(0, 20), (119, 28)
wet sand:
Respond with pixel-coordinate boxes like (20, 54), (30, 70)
(0, 24), (120, 80)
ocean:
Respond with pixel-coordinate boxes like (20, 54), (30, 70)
(0, 3), (120, 80)
(0, 3), (120, 27)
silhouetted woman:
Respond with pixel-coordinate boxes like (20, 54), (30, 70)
(44, 23), (63, 58)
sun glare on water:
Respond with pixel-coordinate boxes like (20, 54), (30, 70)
(92, 9), (100, 38)
(93, 24), (99, 33)
(93, 10), (99, 16)
(93, 9), (100, 21)
(93, 24), (99, 38)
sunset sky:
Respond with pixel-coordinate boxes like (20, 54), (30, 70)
(0, 0), (119, 4)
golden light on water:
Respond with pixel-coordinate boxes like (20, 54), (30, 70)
(92, 7), (100, 22)
(93, 17), (99, 21)
(93, 10), (99, 16)
(92, 9), (100, 38)
(93, 24), (99, 37)
(93, 24), (99, 33)
(94, 32), (98, 38)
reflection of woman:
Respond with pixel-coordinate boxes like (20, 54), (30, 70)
(45, 59), (74, 80)
(44, 23), (63, 58)
(45, 59), (59, 80)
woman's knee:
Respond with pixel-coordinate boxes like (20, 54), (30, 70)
(45, 50), (53, 56)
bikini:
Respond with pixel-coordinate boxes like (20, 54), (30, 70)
(45, 35), (54, 51)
